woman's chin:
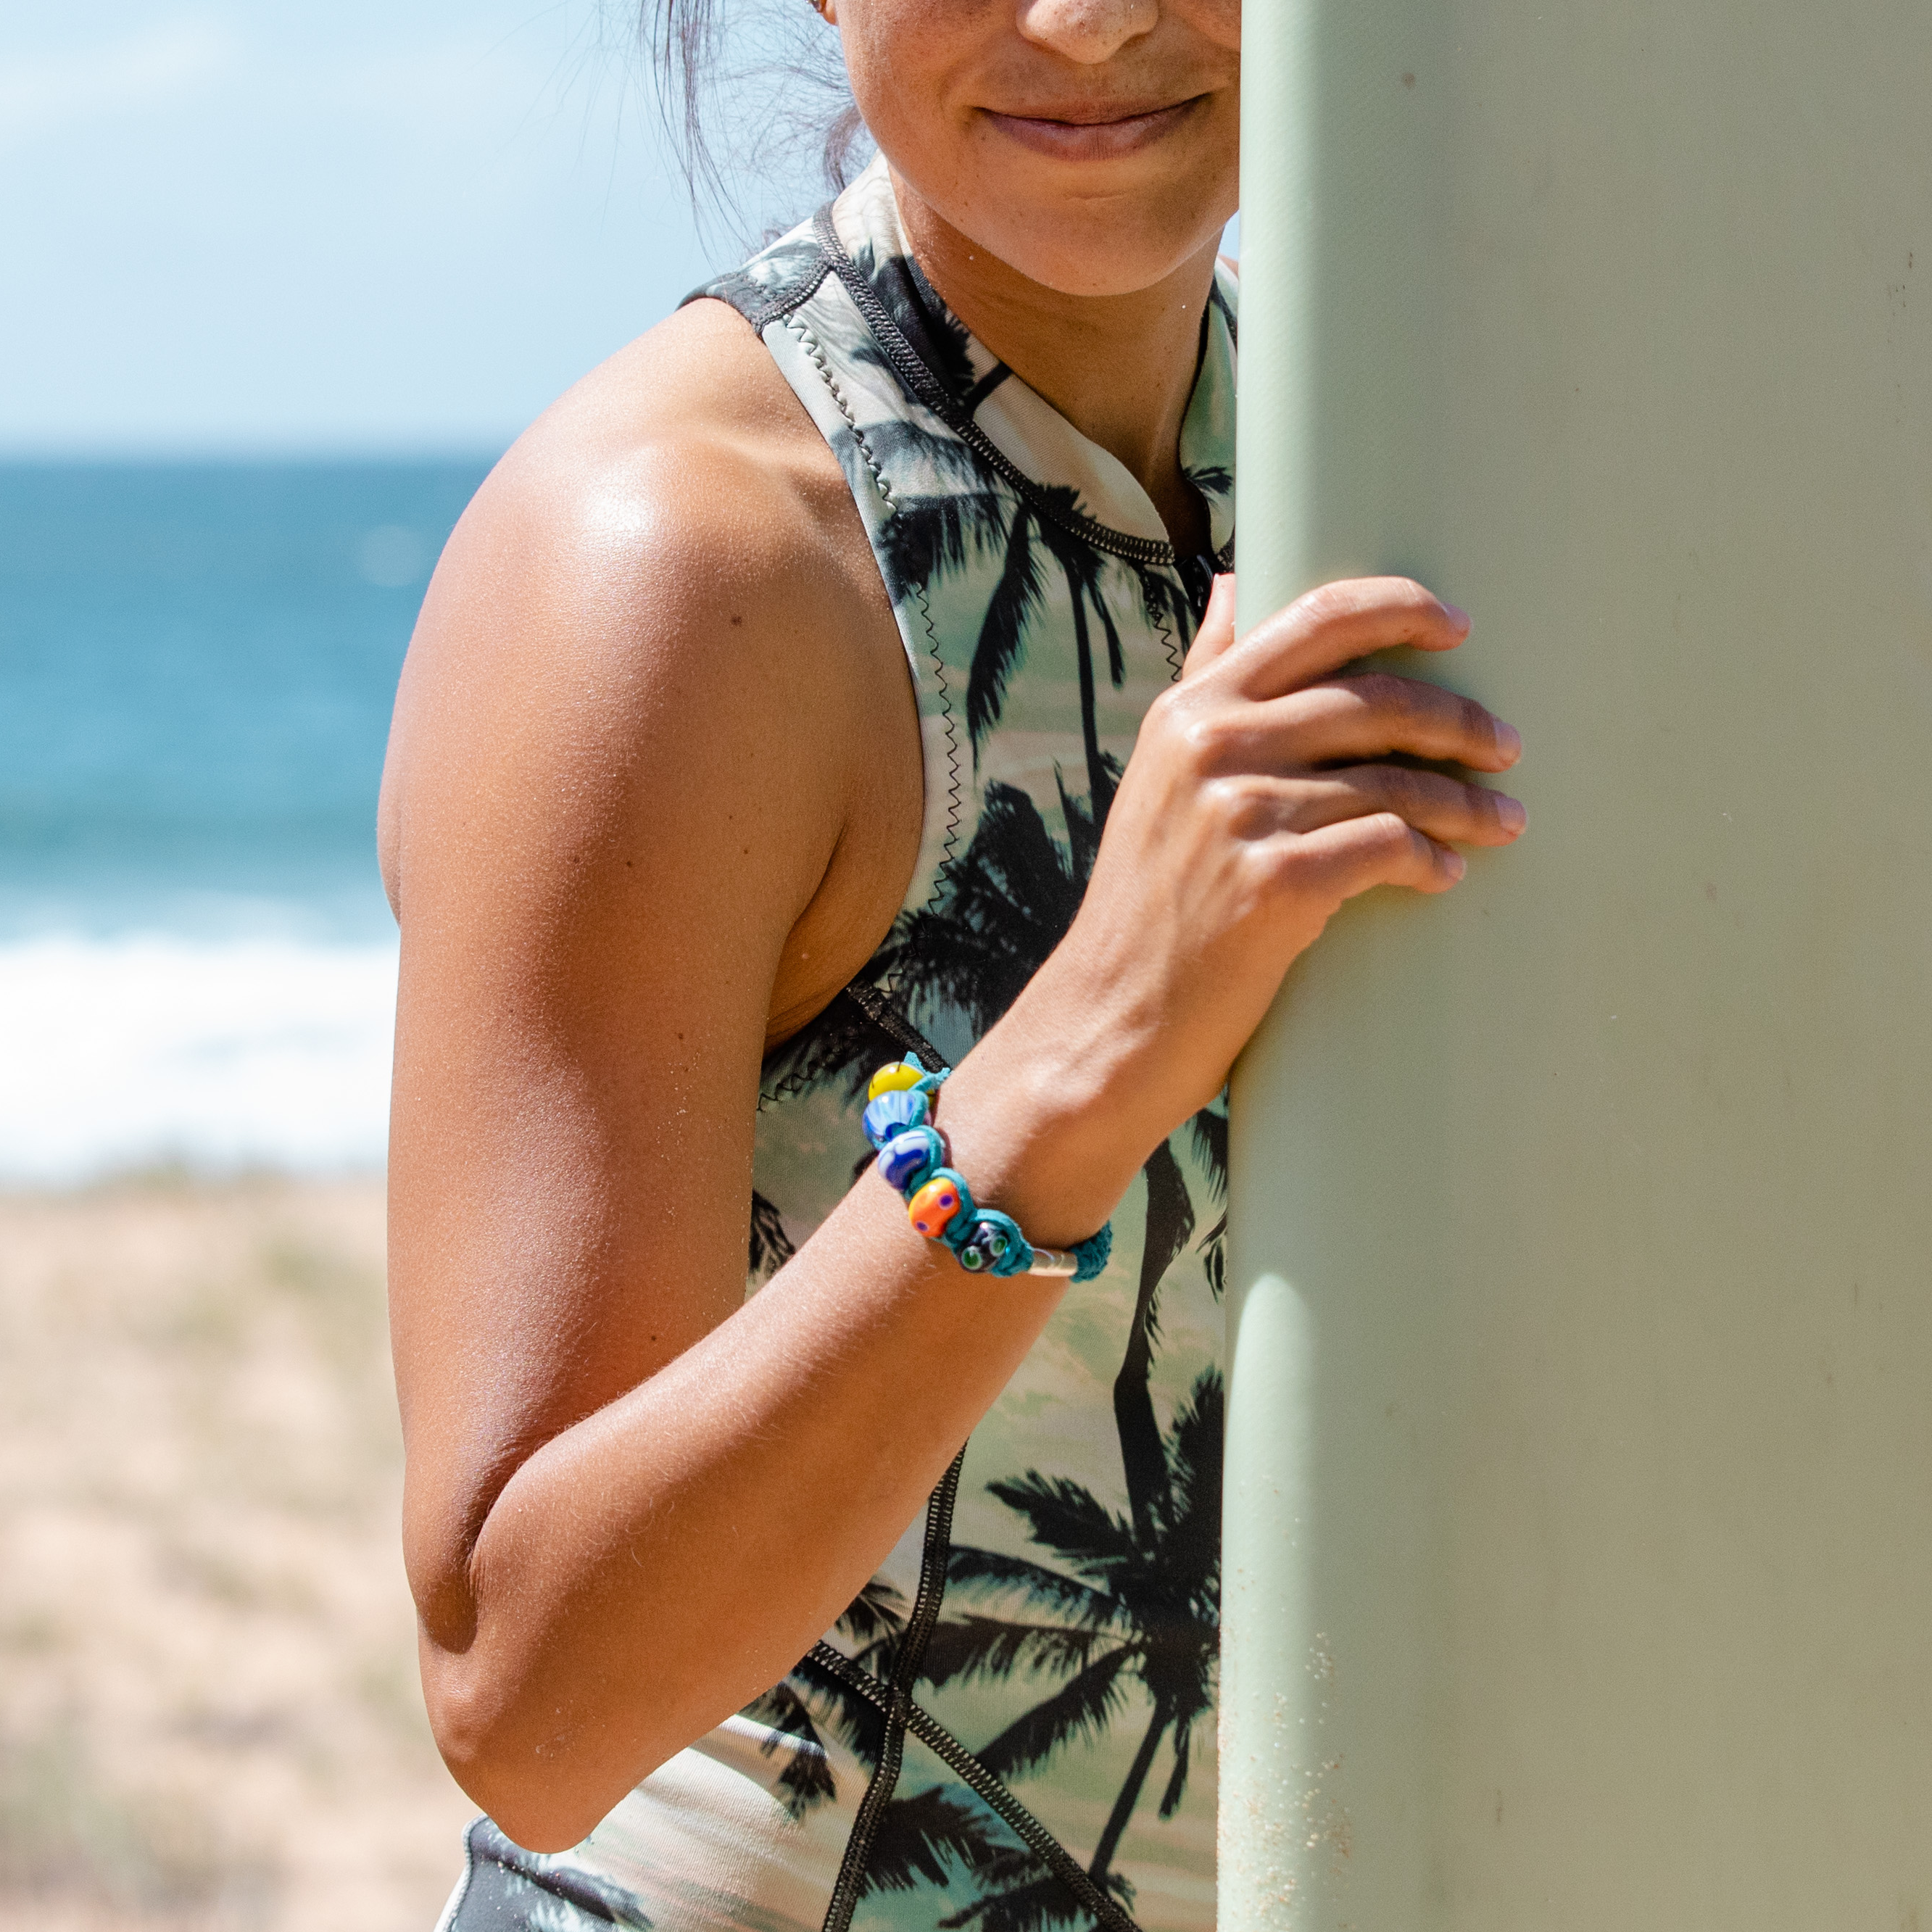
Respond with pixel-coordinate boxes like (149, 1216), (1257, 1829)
(887, 153), (1232, 300)
(948, 202), (1231, 301)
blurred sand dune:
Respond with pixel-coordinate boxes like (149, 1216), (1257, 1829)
(0, 1177), (475, 1931)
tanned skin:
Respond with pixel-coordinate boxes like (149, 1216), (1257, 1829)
(379, 0), (1526, 1852)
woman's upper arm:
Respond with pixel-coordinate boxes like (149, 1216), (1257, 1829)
(380, 326), (911, 1643)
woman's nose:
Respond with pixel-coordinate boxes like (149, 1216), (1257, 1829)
(1015, 0), (1159, 65)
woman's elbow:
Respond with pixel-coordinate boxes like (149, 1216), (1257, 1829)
(420, 1646), (673, 1857)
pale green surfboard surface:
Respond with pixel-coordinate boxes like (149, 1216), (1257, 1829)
(1224, 4), (1932, 1927)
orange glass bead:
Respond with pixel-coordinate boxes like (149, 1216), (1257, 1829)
(908, 1177), (963, 1240)
(868, 1061), (925, 1101)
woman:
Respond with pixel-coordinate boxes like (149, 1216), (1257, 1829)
(379, 1), (1525, 1928)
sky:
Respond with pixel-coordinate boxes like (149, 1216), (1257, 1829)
(1, 4), (737, 455)
(3, 5), (1237, 459)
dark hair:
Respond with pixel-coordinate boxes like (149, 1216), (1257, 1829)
(630, 0), (873, 244)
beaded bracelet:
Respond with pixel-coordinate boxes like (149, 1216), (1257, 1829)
(861, 1056), (1113, 1282)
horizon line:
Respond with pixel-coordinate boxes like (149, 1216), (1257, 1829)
(0, 441), (513, 467)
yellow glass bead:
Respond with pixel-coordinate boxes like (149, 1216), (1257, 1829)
(868, 1062), (924, 1101)
(908, 1177), (963, 1240)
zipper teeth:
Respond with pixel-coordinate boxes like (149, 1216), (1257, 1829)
(812, 213), (1182, 573)
(806, 1643), (1140, 1932)
(818, 1452), (965, 1932)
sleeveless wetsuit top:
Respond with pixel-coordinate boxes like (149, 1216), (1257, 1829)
(439, 156), (1237, 1932)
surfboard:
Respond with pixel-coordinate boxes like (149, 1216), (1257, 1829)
(1223, 3), (1932, 1924)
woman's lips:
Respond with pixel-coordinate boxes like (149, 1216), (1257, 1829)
(979, 96), (1203, 162)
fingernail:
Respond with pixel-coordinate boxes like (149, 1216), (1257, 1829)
(1446, 849), (1467, 881)
(1493, 718), (1522, 764)
(1443, 602), (1472, 633)
(1494, 793), (1527, 834)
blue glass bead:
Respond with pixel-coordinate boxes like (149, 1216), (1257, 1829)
(862, 1087), (929, 1148)
(878, 1129), (936, 1191)
(959, 1221), (1014, 1272)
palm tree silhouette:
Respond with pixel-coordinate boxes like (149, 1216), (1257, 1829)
(747, 1579), (1018, 1894)
(878, 773), (1097, 1026)
(877, 773), (1227, 1854)
(923, 1370), (1224, 1929)
(749, 1190), (795, 1285)
(877, 772), (1222, 1510)
(761, 339), (1206, 1124)
(746, 1577), (904, 1817)
(743, 308), (1230, 1924)
(1187, 1108), (1228, 1300)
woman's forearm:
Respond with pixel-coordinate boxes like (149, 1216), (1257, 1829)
(399, 570), (1522, 1854)
(421, 1004), (1153, 1852)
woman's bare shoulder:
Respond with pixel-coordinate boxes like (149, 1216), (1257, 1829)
(455, 296), (868, 600)
(533, 296), (840, 477)
(378, 297), (908, 919)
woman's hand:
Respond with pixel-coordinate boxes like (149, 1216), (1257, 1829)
(934, 574), (1524, 1241)
(387, 436), (1519, 1849)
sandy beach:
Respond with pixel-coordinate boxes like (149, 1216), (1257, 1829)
(0, 1176), (475, 1931)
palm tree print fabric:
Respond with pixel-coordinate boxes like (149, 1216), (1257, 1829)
(439, 157), (1236, 1932)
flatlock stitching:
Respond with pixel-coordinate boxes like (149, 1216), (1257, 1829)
(753, 307), (963, 1110)
(818, 1449), (967, 1932)
(812, 212), (1183, 574)
(436, 1819), (480, 1931)
(909, 571), (964, 902)
(838, 979), (948, 1074)
(1154, 609), (1185, 685)
(781, 297), (965, 948)
(806, 1643), (1141, 1932)
(723, 228), (1172, 1932)
(739, 257), (834, 332)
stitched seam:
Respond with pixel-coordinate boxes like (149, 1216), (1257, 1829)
(1155, 609), (1184, 684)
(910, 572), (963, 905)
(839, 982), (949, 1071)
(806, 1641), (1140, 1932)
(818, 1451), (966, 1932)
(814, 212), (1179, 572)
(781, 300), (963, 988)
(896, 1448), (964, 1683)
(689, 257), (834, 333)
(753, 258), (832, 328)
(434, 1819), (482, 1932)
(755, 304), (958, 1107)
(822, 1697), (908, 1932)
(785, 310), (897, 521)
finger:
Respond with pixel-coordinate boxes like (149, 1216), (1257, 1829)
(1275, 810), (1467, 904)
(1251, 766), (1527, 847)
(1224, 576), (1472, 699)
(1260, 673), (1523, 773)
(1179, 573), (1238, 678)
(1187, 674), (1522, 775)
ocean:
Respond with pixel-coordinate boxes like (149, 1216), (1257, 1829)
(0, 457), (495, 1182)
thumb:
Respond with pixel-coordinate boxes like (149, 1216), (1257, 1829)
(1180, 573), (1237, 677)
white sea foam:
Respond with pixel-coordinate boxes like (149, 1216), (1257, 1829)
(0, 932), (399, 1183)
